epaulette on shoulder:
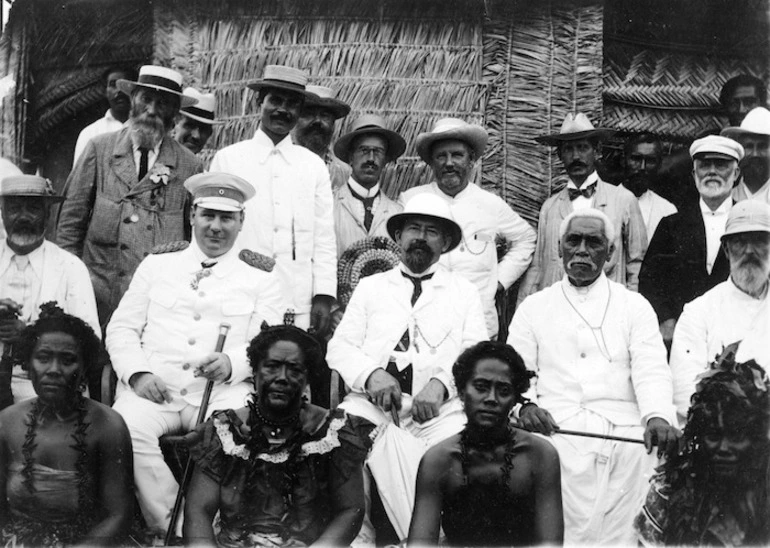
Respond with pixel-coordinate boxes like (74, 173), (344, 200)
(239, 249), (275, 272)
(151, 241), (190, 254)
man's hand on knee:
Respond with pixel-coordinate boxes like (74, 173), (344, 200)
(411, 378), (446, 423)
(129, 372), (172, 404)
(192, 353), (232, 383)
(518, 403), (558, 435)
(365, 368), (402, 412)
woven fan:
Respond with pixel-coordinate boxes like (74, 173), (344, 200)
(337, 236), (401, 308)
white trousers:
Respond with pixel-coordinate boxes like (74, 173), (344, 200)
(546, 410), (658, 546)
(113, 384), (252, 536)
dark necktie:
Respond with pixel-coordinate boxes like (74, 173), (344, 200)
(350, 186), (376, 232)
(201, 259), (217, 269)
(138, 148), (149, 180)
(402, 271), (434, 307)
(568, 183), (597, 201)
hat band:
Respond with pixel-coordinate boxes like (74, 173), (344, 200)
(137, 74), (183, 94)
(262, 77), (305, 90)
(183, 106), (215, 122)
(194, 186), (244, 203)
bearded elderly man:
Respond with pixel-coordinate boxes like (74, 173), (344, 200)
(211, 66), (337, 335)
(518, 113), (647, 305)
(401, 118), (536, 338)
(722, 106), (770, 204)
(508, 208), (678, 546)
(670, 200), (770, 423)
(107, 172), (281, 536)
(57, 65), (203, 328)
(293, 85), (352, 190)
(640, 135), (744, 348)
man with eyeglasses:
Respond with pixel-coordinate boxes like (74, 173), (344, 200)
(332, 115), (406, 256)
(210, 66), (337, 336)
(621, 133), (677, 243)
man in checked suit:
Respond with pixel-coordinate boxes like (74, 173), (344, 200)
(57, 65), (203, 327)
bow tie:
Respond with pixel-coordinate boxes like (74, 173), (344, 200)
(568, 184), (597, 201)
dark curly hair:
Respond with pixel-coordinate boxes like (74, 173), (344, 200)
(246, 324), (322, 385)
(452, 341), (534, 404)
(13, 302), (101, 377)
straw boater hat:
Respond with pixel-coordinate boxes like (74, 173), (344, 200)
(179, 88), (222, 126)
(247, 65), (308, 95)
(689, 135), (744, 162)
(386, 193), (462, 252)
(117, 65), (198, 108)
(415, 118), (488, 164)
(304, 85), (351, 119)
(0, 175), (65, 202)
(535, 113), (616, 146)
(721, 200), (770, 240)
(334, 114), (407, 164)
(721, 106), (770, 140)
(184, 172), (255, 213)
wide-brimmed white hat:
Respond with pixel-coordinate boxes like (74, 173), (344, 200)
(179, 88), (222, 126)
(386, 193), (462, 253)
(334, 114), (406, 164)
(689, 135), (744, 161)
(247, 65), (308, 95)
(535, 112), (616, 146)
(415, 118), (487, 164)
(184, 172), (255, 212)
(721, 107), (770, 140)
(304, 85), (351, 119)
(117, 65), (197, 108)
(721, 200), (770, 239)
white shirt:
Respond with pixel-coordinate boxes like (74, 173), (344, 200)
(132, 142), (161, 176)
(637, 190), (677, 243)
(345, 177), (381, 222)
(0, 242), (42, 323)
(732, 177), (770, 204)
(73, 110), (125, 165)
(700, 197), (731, 274)
(566, 171), (600, 211)
(401, 182), (536, 337)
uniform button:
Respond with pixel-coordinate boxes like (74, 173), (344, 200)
(180, 388), (187, 396)
(274, 228), (278, 232)
(193, 313), (201, 321)
(146, 224), (153, 230)
(182, 363), (190, 370)
(580, 352), (587, 358)
(198, 291), (205, 298)
(272, 254), (277, 259)
(188, 338), (196, 345)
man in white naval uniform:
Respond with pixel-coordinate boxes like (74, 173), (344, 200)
(670, 200), (770, 423)
(401, 118), (536, 338)
(107, 172), (281, 536)
(210, 65), (337, 335)
(508, 208), (678, 545)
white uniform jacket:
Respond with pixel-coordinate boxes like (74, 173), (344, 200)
(401, 183), (536, 337)
(328, 265), (487, 403)
(0, 239), (100, 336)
(210, 130), (337, 325)
(333, 182), (402, 256)
(670, 278), (770, 422)
(508, 274), (675, 427)
(106, 243), (282, 407)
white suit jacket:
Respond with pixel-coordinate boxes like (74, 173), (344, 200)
(210, 130), (337, 325)
(327, 265), (487, 401)
(106, 243), (282, 406)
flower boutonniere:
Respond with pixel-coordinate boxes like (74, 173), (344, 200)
(149, 164), (171, 185)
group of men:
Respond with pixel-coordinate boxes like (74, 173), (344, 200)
(0, 60), (768, 545)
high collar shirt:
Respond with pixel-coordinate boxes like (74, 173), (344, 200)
(670, 278), (770, 423)
(636, 190), (677, 243)
(509, 272), (674, 427)
(699, 197), (732, 274)
(732, 177), (770, 205)
(333, 181), (402, 257)
(344, 177), (381, 222)
(131, 140), (161, 177)
(73, 109), (126, 166)
(566, 171), (600, 211)
(210, 128), (337, 328)
(401, 182), (536, 337)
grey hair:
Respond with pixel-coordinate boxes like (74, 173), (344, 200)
(558, 209), (615, 244)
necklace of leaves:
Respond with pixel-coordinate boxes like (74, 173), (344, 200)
(22, 394), (91, 512)
(459, 424), (517, 489)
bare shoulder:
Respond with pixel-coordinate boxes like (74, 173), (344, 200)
(85, 399), (130, 440)
(421, 434), (461, 469)
(514, 429), (559, 461)
(0, 399), (35, 440)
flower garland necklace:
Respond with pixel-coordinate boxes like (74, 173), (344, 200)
(459, 425), (517, 488)
(21, 394), (91, 512)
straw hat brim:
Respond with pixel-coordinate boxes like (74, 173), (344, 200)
(386, 212), (462, 253)
(721, 127), (770, 140)
(535, 128), (616, 146)
(334, 127), (407, 164)
(415, 127), (487, 164)
(246, 80), (308, 95)
(116, 80), (198, 109)
(179, 110), (224, 126)
(304, 96), (351, 119)
(0, 193), (65, 202)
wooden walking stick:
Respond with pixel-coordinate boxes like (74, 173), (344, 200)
(165, 322), (231, 545)
(512, 424), (644, 444)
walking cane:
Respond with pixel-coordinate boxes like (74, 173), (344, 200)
(165, 322), (231, 545)
(512, 424), (644, 444)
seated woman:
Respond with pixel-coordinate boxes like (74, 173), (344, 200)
(635, 345), (770, 546)
(408, 341), (564, 546)
(0, 302), (133, 545)
(183, 324), (369, 547)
